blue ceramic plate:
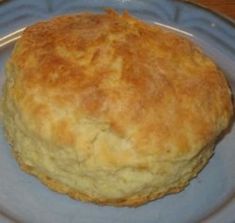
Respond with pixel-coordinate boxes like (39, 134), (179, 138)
(0, 1), (234, 222)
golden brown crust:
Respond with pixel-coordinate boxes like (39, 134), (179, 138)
(9, 10), (232, 160)
(2, 10), (233, 206)
(9, 10), (233, 158)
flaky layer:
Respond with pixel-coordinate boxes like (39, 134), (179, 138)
(2, 10), (233, 206)
(4, 107), (214, 206)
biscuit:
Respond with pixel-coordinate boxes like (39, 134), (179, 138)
(2, 10), (233, 206)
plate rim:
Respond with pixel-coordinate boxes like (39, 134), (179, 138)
(0, 1), (234, 222)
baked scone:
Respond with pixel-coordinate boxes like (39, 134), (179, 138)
(2, 10), (233, 207)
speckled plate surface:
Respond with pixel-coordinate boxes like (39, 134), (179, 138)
(0, 1), (234, 223)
